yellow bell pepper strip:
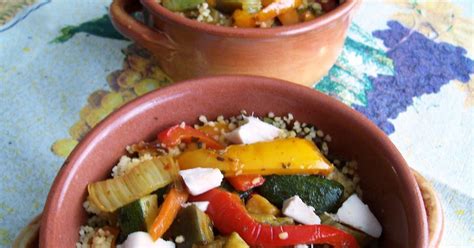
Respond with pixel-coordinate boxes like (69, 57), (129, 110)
(191, 189), (359, 247)
(224, 232), (250, 248)
(158, 124), (224, 150)
(233, 9), (257, 28)
(149, 187), (189, 240)
(246, 194), (280, 216)
(196, 123), (266, 188)
(255, 0), (302, 22)
(277, 8), (300, 25)
(177, 138), (333, 176)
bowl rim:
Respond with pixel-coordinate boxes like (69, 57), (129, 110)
(40, 75), (429, 247)
(139, 0), (360, 38)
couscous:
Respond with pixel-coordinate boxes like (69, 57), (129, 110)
(77, 111), (382, 248)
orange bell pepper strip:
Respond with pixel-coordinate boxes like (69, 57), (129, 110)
(233, 9), (257, 28)
(277, 8), (300, 25)
(227, 174), (265, 191)
(191, 189), (359, 247)
(255, 0), (302, 22)
(157, 124), (224, 150)
(149, 188), (189, 240)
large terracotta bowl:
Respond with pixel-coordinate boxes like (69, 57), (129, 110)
(40, 76), (429, 247)
(109, 0), (360, 87)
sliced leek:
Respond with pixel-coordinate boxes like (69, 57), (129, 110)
(88, 156), (175, 212)
(241, 0), (262, 13)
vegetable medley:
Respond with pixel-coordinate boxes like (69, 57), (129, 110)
(77, 111), (382, 248)
(160, 0), (341, 27)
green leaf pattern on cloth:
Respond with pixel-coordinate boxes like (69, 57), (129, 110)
(50, 14), (127, 43)
(315, 24), (394, 107)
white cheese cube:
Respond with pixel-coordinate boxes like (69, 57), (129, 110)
(282, 196), (321, 225)
(118, 231), (175, 248)
(181, 201), (210, 212)
(336, 194), (382, 238)
(294, 245), (309, 248)
(225, 117), (280, 144)
(179, 168), (223, 196)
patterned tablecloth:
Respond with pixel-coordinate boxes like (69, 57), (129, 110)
(0, 0), (472, 247)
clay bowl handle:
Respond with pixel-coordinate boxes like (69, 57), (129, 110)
(110, 0), (175, 55)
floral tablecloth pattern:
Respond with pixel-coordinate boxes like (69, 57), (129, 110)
(0, 0), (472, 247)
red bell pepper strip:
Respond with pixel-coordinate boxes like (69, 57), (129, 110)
(157, 124), (224, 150)
(191, 189), (359, 248)
(227, 175), (266, 191)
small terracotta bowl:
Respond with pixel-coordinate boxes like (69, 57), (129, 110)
(40, 76), (429, 247)
(109, 0), (360, 86)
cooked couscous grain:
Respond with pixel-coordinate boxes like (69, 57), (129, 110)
(199, 115), (208, 124)
(76, 226), (115, 248)
(197, 3), (213, 23)
(111, 153), (152, 178)
(175, 235), (185, 243)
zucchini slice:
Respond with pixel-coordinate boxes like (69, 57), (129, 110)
(165, 205), (214, 247)
(257, 175), (344, 214)
(118, 194), (159, 237)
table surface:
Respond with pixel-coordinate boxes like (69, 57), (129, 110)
(0, 0), (473, 247)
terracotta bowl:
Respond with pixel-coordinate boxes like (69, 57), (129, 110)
(40, 76), (429, 247)
(109, 0), (360, 87)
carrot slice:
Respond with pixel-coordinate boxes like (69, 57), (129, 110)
(149, 188), (189, 240)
